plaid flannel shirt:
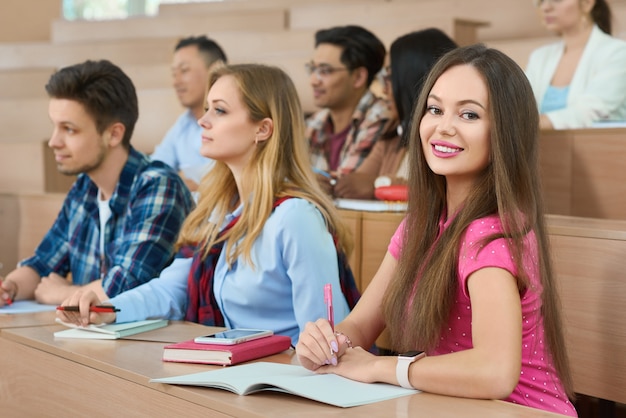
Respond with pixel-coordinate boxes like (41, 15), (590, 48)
(20, 147), (194, 297)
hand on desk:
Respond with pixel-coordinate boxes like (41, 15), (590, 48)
(0, 276), (17, 307)
(333, 172), (376, 200)
(56, 289), (116, 327)
(34, 272), (78, 305)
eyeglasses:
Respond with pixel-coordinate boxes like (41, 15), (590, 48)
(534, 0), (564, 7)
(305, 62), (349, 79)
(376, 66), (391, 86)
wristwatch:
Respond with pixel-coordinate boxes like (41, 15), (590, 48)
(396, 350), (425, 389)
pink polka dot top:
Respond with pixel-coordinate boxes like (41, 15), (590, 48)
(388, 215), (577, 417)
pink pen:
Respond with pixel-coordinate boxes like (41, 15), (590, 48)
(324, 283), (334, 331)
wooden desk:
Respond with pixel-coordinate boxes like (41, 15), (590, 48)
(0, 192), (66, 276)
(547, 215), (626, 404)
(0, 310), (56, 329)
(337, 209), (404, 291)
(539, 128), (626, 220)
(0, 322), (563, 417)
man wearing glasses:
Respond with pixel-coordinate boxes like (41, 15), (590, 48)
(305, 25), (393, 195)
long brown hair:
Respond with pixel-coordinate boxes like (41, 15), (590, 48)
(382, 44), (574, 398)
(177, 64), (352, 266)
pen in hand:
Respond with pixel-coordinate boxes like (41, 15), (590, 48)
(324, 283), (334, 331)
(56, 305), (120, 313)
(313, 167), (331, 178)
(313, 168), (337, 187)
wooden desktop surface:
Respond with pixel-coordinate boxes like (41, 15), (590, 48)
(0, 321), (564, 417)
(0, 309), (56, 329)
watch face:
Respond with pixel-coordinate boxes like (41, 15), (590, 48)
(399, 350), (424, 358)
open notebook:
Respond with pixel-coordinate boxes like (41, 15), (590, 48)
(150, 362), (418, 408)
(54, 318), (168, 339)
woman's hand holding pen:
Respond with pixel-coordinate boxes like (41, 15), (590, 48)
(56, 289), (116, 327)
(296, 318), (352, 371)
(297, 319), (384, 384)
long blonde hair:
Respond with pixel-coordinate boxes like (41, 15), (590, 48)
(382, 45), (574, 398)
(177, 64), (352, 266)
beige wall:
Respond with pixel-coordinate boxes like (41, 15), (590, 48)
(0, 0), (61, 42)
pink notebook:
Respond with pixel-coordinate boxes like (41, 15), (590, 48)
(162, 334), (292, 366)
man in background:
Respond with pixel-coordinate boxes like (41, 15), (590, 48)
(0, 60), (194, 306)
(305, 25), (393, 195)
(151, 35), (227, 191)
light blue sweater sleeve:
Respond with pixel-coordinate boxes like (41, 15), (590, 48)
(109, 257), (192, 323)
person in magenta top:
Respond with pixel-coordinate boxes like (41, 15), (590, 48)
(296, 44), (577, 417)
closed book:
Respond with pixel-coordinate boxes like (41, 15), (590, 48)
(54, 318), (169, 339)
(162, 335), (292, 366)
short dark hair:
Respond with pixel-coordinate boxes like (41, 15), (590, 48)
(45, 59), (138, 149)
(175, 35), (228, 67)
(390, 29), (457, 146)
(314, 25), (385, 86)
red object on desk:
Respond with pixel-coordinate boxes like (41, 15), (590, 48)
(374, 185), (408, 202)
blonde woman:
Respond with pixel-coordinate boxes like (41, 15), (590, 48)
(58, 64), (358, 345)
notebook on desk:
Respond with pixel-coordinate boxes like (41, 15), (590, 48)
(54, 318), (169, 339)
(150, 362), (418, 407)
(162, 335), (292, 366)
(334, 198), (408, 212)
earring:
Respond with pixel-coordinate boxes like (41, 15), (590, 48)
(254, 136), (259, 145)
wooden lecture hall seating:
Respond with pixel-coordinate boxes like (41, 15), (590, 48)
(1, 1), (625, 416)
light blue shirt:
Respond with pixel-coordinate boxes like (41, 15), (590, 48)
(109, 198), (349, 344)
(151, 110), (215, 183)
(540, 85), (570, 114)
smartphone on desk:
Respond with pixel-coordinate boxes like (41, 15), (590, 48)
(194, 328), (273, 345)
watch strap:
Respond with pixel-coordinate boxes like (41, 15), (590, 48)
(396, 351), (425, 389)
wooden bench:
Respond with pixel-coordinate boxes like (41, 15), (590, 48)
(485, 36), (556, 69)
(0, 192), (65, 277)
(0, 38), (175, 71)
(0, 141), (75, 195)
(157, 0), (388, 16)
(50, 9), (289, 44)
(0, 87), (181, 153)
(0, 67), (55, 100)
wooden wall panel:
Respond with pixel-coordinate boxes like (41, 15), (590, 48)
(547, 215), (626, 404)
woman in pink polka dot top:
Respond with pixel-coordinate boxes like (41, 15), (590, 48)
(297, 44), (577, 417)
